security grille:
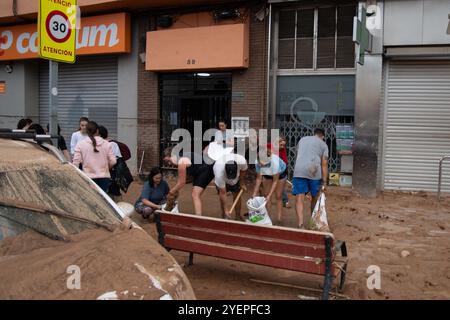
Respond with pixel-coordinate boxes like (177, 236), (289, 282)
(279, 115), (354, 178)
(39, 56), (118, 145)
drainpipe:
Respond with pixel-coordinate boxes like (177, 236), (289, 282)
(12, 0), (28, 22)
(12, 0), (19, 19)
(265, 3), (272, 129)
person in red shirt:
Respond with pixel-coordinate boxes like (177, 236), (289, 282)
(267, 137), (291, 209)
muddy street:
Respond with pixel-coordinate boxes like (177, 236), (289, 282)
(123, 179), (450, 300)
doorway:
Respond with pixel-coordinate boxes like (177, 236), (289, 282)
(160, 72), (232, 160)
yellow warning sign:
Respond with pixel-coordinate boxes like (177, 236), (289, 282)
(39, 0), (77, 63)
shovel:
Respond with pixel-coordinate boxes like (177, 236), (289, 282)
(138, 150), (146, 181)
(228, 188), (244, 220)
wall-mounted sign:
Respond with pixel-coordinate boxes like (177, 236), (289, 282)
(0, 13), (130, 61)
(146, 23), (249, 71)
(232, 117), (249, 138)
(0, 81), (5, 94)
(353, 7), (370, 65)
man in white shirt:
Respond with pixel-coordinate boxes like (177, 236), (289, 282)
(214, 120), (234, 148)
(213, 153), (247, 220)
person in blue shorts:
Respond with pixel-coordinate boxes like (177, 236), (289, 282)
(292, 128), (329, 229)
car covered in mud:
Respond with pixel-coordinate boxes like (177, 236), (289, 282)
(0, 133), (195, 300)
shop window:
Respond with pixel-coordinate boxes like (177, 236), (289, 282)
(276, 75), (355, 173)
(276, 75), (355, 117)
(277, 4), (356, 69)
(296, 9), (314, 69)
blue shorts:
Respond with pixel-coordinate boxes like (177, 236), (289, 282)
(292, 178), (322, 197)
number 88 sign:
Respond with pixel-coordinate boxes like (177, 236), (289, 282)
(39, 0), (77, 63)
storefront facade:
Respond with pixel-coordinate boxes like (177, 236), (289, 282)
(136, 2), (269, 171)
(0, 12), (139, 171)
(267, 0), (358, 187)
(268, 0), (450, 195)
(2, 0), (447, 194)
(0, 0), (268, 174)
(378, 0), (450, 193)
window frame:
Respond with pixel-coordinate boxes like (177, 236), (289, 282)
(275, 3), (357, 74)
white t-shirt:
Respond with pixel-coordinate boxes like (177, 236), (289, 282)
(255, 154), (286, 176)
(214, 129), (234, 145)
(110, 141), (122, 158)
(70, 131), (88, 155)
(214, 153), (248, 189)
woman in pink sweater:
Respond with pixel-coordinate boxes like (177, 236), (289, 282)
(73, 121), (117, 192)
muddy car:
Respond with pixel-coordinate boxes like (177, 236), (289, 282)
(0, 133), (195, 300)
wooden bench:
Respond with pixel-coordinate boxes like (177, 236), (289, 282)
(154, 211), (348, 300)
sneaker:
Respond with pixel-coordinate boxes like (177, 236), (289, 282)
(283, 202), (292, 208)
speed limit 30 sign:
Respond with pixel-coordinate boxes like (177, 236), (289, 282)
(39, 0), (77, 63)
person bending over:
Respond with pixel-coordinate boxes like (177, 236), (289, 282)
(163, 147), (214, 215)
(214, 153), (247, 220)
(252, 146), (287, 224)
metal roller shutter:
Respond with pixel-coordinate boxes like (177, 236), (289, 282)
(382, 61), (450, 192)
(39, 56), (118, 144)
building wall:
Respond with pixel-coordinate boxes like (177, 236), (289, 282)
(137, 16), (160, 172)
(118, 18), (139, 173)
(232, 7), (268, 130)
(137, 6), (268, 172)
(352, 1), (385, 197)
(0, 60), (39, 129)
(384, 0), (450, 46)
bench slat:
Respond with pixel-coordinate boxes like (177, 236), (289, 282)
(162, 223), (328, 258)
(160, 213), (335, 246)
(165, 235), (335, 275)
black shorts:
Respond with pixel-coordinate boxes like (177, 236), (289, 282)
(190, 164), (214, 189)
(263, 169), (288, 180)
(216, 183), (241, 193)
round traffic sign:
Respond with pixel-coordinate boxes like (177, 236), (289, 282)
(45, 10), (72, 43)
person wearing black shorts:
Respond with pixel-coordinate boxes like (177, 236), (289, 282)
(213, 153), (248, 220)
(163, 148), (214, 215)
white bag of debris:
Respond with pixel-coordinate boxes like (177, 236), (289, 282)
(309, 192), (330, 232)
(246, 197), (272, 226)
(161, 202), (179, 213)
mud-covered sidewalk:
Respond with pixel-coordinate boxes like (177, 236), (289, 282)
(123, 179), (450, 300)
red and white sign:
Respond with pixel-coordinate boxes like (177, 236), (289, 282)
(46, 10), (72, 43)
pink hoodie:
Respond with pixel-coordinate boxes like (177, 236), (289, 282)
(72, 136), (117, 179)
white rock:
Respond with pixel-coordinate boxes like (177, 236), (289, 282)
(97, 291), (119, 300)
(401, 250), (410, 258)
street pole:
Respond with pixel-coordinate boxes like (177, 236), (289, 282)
(49, 60), (59, 147)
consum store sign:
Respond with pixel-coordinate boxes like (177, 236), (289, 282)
(0, 12), (130, 61)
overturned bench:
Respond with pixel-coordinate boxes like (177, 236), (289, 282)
(154, 211), (348, 300)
